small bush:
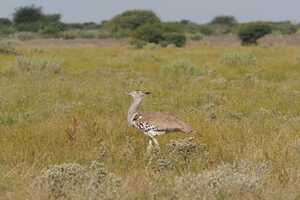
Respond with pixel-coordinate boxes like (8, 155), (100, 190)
(14, 31), (37, 40)
(132, 23), (164, 45)
(106, 9), (161, 37)
(211, 15), (238, 27)
(0, 42), (18, 55)
(61, 30), (79, 39)
(161, 59), (204, 76)
(40, 23), (63, 36)
(190, 33), (203, 41)
(14, 57), (62, 74)
(32, 162), (122, 199)
(220, 52), (257, 67)
(238, 22), (272, 45)
(162, 32), (186, 47)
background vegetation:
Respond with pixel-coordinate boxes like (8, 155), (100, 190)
(1, 4), (300, 200)
(0, 5), (300, 46)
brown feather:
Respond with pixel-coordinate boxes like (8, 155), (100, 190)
(134, 112), (193, 133)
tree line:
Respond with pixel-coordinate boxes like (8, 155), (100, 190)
(0, 5), (298, 46)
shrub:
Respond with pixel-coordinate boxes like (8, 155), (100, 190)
(14, 22), (41, 32)
(220, 52), (257, 67)
(60, 30), (79, 39)
(14, 32), (37, 40)
(211, 15), (238, 27)
(0, 18), (12, 26)
(161, 59), (204, 76)
(32, 162), (122, 199)
(13, 5), (44, 24)
(40, 23), (63, 36)
(106, 9), (161, 37)
(198, 24), (216, 35)
(132, 23), (164, 45)
(0, 42), (18, 55)
(162, 32), (186, 47)
(14, 57), (62, 74)
(190, 33), (203, 41)
(238, 22), (272, 45)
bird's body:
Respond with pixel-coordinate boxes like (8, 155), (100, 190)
(127, 91), (193, 151)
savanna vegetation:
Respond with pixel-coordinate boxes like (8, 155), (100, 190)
(0, 37), (300, 199)
(1, 4), (300, 200)
(0, 5), (300, 46)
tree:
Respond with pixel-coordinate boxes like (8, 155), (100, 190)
(0, 18), (12, 26)
(106, 10), (161, 36)
(13, 5), (44, 24)
(132, 23), (164, 44)
(211, 15), (238, 27)
(238, 22), (272, 45)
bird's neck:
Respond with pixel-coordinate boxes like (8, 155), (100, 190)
(128, 98), (143, 126)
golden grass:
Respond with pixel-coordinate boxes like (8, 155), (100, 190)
(1, 40), (300, 199)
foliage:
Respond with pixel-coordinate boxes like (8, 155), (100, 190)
(0, 18), (12, 26)
(161, 32), (186, 47)
(220, 52), (257, 66)
(238, 22), (272, 45)
(131, 22), (186, 47)
(106, 9), (161, 37)
(211, 15), (238, 27)
(132, 23), (164, 45)
(270, 21), (298, 35)
(161, 59), (204, 76)
(40, 23), (64, 36)
(13, 5), (44, 24)
(14, 31), (38, 40)
(0, 42), (18, 55)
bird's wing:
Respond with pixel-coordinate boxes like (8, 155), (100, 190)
(135, 112), (193, 133)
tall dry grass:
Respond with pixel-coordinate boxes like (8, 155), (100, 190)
(0, 40), (300, 199)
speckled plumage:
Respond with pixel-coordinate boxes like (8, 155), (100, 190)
(127, 91), (193, 151)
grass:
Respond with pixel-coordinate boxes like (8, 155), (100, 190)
(0, 40), (300, 199)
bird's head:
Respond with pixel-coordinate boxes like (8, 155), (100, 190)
(127, 90), (151, 99)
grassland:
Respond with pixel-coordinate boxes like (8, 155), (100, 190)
(1, 38), (300, 199)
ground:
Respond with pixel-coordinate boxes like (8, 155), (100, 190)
(0, 37), (300, 199)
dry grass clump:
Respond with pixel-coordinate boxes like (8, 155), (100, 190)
(14, 57), (62, 74)
(31, 161), (121, 200)
(173, 160), (271, 199)
(220, 51), (257, 67)
(161, 59), (205, 77)
(1, 40), (300, 199)
(0, 41), (19, 55)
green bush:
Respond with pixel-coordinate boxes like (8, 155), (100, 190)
(15, 22), (41, 32)
(220, 52), (257, 66)
(106, 9), (161, 37)
(13, 5), (44, 24)
(161, 59), (204, 76)
(238, 22), (272, 45)
(132, 23), (186, 48)
(162, 32), (186, 47)
(132, 23), (164, 44)
(190, 33), (203, 41)
(0, 18), (12, 26)
(211, 16), (238, 27)
(40, 23), (63, 36)
(14, 32), (37, 40)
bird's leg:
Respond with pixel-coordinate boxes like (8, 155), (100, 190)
(152, 137), (160, 150)
(146, 139), (153, 154)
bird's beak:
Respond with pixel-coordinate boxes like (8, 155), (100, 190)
(144, 91), (151, 95)
(126, 92), (130, 96)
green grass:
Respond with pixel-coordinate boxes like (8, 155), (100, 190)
(1, 41), (300, 199)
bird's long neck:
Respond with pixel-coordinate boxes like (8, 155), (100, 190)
(128, 98), (143, 126)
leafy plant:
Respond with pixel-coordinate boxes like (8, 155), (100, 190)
(238, 22), (272, 45)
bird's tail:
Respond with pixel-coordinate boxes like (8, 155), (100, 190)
(180, 123), (194, 133)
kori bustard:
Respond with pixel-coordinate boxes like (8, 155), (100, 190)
(127, 90), (193, 151)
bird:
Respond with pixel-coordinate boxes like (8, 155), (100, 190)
(127, 90), (193, 152)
